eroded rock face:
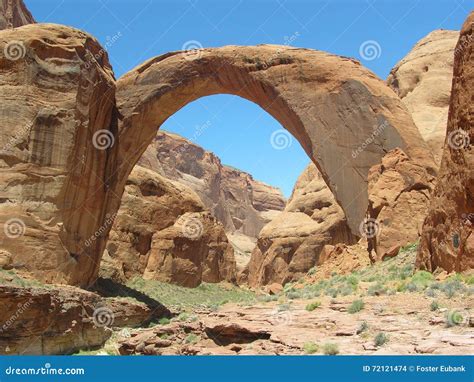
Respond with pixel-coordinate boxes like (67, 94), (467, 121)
(104, 166), (236, 287)
(0, 284), (167, 355)
(144, 211), (237, 287)
(246, 163), (356, 286)
(139, 131), (285, 250)
(366, 148), (435, 259)
(0, 0), (34, 29)
(417, 14), (474, 273)
(0, 24), (117, 287)
(387, 30), (458, 166)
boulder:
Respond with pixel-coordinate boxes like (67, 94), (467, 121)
(0, 284), (167, 355)
(144, 211), (237, 287)
(417, 13), (474, 273)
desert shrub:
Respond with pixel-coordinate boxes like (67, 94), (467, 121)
(446, 311), (464, 327)
(430, 301), (440, 312)
(374, 332), (389, 347)
(348, 299), (365, 314)
(357, 321), (369, 334)
(184, 334), (199, 344)
(305, 301), (321, 311)
(277, 303), (291, 312)
(406, 282), (418, 292)
(322, 343), (339, 355)
(367, 283), (387, 296)
(303, 342), (319, 354)
(307, 267), (317, 276)
(158, 317), (170, 325)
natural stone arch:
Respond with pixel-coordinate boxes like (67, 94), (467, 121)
(110, 45), (436, 239)
(0, 24), (436, 288)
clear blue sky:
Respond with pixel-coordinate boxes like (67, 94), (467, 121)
(27, 0), (472, 197)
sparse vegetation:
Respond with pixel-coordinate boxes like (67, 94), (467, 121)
(159, 317), (171, 325)
(357, 321), (369, 334)
(305, 301), (321, 311)
(127, 277), (256, 309)
(322, 343), (339, 355)
(430, 301), (440, 312)
(374, 332), (389, 347)
(184, 334), (199, 344)
(303, 342), (319, 354)
(348, 299), (365, 314)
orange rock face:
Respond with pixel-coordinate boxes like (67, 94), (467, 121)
(104, 166), (236, 287)
(0, 0), (34, 29)
(366, 148), (435, 259)
(417, 13), (474, 273)
(246, 163), (356, 286)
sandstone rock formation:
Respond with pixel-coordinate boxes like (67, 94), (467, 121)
(144, 211), (236, 287)
(0, 0), (34, 29)
(246, 163), (356, 286)
(104, 165), (236, 287)
(0, 24), (117, 287)
(387, 30), (458, 166)
(0, 21), (436, 287)
(417, 13), (474, 273)
(366, 148), (435, 259)
(115, 45), (436, 246)
(0, 284), (168, 355)
(138, 131), (285, 262)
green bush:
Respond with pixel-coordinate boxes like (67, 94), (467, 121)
(303, 342), (319, 354)
(305, 301), (321, 311)
(184, 334), (199, 344)
(348, 299), (365, 314)
(322, 343), (339, 355)
(430, 301), (439, 312)
(158, 317), (170, 325)
(374, 332), (389, 347)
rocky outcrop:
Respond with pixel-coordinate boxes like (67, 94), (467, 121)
(0, 0), (34, 29)
(387, 30), (458, 166)
(366, 148), (435, 260)
(144, 211), (236, 287)
(0, 284), (168, 355)
(417, 13), (474, 273)
(0, 24), (117, 287)
(139, 131), (285, 239)
(104, 166), (236, 287)
(246, 163), (356, 286)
